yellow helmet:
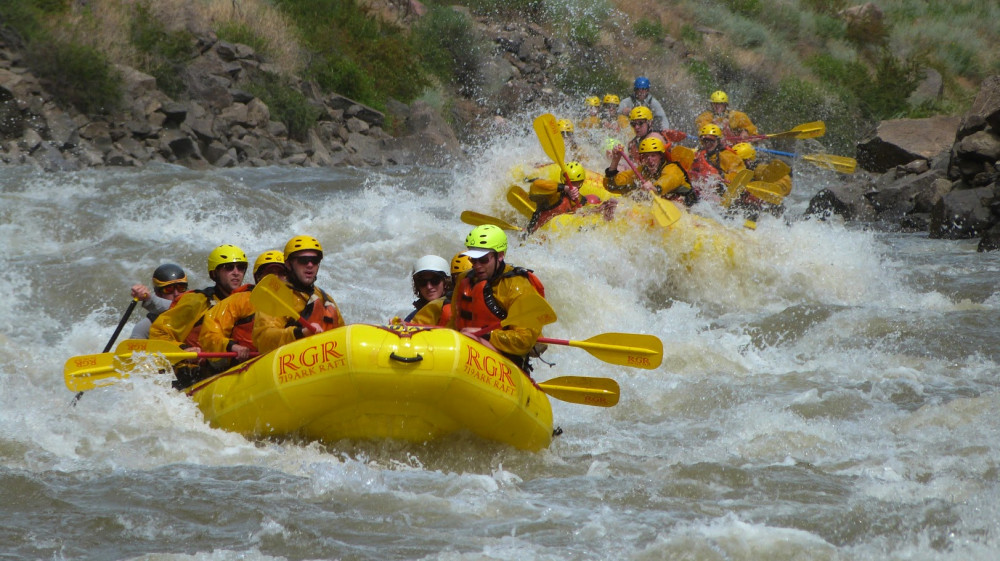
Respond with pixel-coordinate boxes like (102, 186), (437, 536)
(253, 250), (285, 276)
(628, 106), (653, 122)
(699, 123), (723, 138)
(283, 235), (323, 261)
(602, 94), (620, 105)
(733, 142), (756, 161)
(451, 253), (472, 275)
(710, 90), (729, 104)
(638, 137), (666, 154)
(585, 96), (601, 107)
(557, 119), (574, 133)
(565, 161), (586, 183)
(207, 244), (248, 274)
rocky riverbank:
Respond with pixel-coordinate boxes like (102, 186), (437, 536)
(806, 75), (1000, 251)
(0, 29), (466, 171)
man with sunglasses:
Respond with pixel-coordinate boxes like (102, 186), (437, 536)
(252, 235), (346, 354)
(129, 263), (188, 339)
(199, 250), (287, 370)
(447, 225), (547, 372)
(149, 244), (248, 353)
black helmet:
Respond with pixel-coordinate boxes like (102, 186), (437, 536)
(152, 263), (187, 288)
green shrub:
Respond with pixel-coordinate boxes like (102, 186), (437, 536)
(723, 0), (761, 18)
(129, 3), (195, 62)
(680, 24), (703, 46)
(634, 18), (666, 42)
(555, 48), (628, 99)
(245, 71), (322, 141)
(273, 0), (431, 110)
(25, 40), (121, 114)
(412, 5), (486, 91)
(214, 21), (268, 54)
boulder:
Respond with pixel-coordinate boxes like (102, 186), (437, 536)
(856, 116), (961, 173)
(957, 74), (1000, 139)
(929, 185), (996, 239)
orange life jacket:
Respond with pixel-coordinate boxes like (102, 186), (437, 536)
(454, 266), (545, 333)
(299, 287), (341, 331)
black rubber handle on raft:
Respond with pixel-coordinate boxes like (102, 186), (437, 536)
(389, 352), (423, 363)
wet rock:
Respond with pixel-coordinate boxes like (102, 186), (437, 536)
(929, 185), (995, 239)
(856, 116), (961, 173)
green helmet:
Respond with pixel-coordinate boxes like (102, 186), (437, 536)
(465, 224), (508, 253)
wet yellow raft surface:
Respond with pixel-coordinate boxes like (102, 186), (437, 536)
(186, 324), (553, 451)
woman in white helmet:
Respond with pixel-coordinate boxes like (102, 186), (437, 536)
(404, 255), (451, 323)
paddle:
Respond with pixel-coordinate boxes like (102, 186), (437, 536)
(758, 147), (856, 174)
(720, 169), (754, 208)
(532, 113), (573, 183)
(745, 182), (786, 205)
(64, 339), (242, 392)
(70, 297), (141, 405)
(538, 376), (620, 407)
(460, 210), (522, 231)
(759, 160), (792, 188)
(731, 121), (826, 143)
(537, 332), (663, 370)
(250, 274), (314, 329)
(507, 184), (536, 217)
(620, 151), (683, 228)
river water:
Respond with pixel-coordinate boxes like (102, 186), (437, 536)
(2, 121), (999, 560)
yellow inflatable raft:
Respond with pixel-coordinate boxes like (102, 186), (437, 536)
(184, 323), (554, 451)
(509, 162), (613, 201)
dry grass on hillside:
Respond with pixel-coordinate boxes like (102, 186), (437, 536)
(53, 0), (303, 74)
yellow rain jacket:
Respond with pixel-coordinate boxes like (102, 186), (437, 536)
(252, 285), (345, 354)
(695, 109), (758, 138)
(199, 291), (256, 353)
(604, 161), (691, 199)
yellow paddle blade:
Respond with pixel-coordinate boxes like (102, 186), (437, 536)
(670, 145), (695, 170)
(503, 293), (557, 331)
(64, 353), (121, 391)
(760, 160), (791, 185)
(651, 197), (682, 227)
(768, 120), (825, 140)
(250, 274), (302, 319)
(460, 210), (522, 231)
(538, 376), (620, 407)
(746, 182), (785, 205)
(721, 169), (754, 208)
(507, 184), (536, 217)
(539, 332), (663, 369)
(532, 113), (571, 180)
(802, 153), (856, 174)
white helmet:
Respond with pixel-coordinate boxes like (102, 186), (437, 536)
(412, 255), (450, 277)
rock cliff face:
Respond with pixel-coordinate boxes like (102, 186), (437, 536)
(0, 31), (463, 171)
(807, 75), (1000, 250)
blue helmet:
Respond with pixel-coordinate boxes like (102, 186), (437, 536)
(634, 76), (651, 90)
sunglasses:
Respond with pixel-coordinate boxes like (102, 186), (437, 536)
(470, 254), (493, 265)
(157, 283), (188, 295)
(218, 262), (248, 272)
(293, 255), (322, 266)
(630, 120), (648, 127)
(414, 275), (445, 287)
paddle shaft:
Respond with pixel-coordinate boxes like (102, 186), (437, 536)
(72, 298), (141, 405)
